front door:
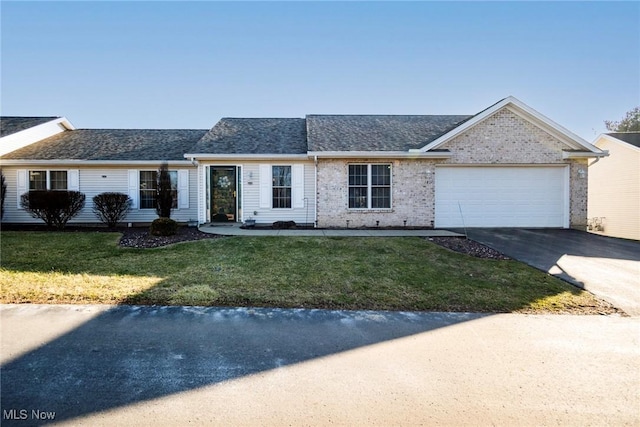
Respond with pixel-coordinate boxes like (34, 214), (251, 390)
(211, 167), (237, 222)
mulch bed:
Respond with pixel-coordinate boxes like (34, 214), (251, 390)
(427, 237), (510, 260)
(118, 227), (224, 248)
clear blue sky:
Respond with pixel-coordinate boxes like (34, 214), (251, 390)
(2, 1), (639, 141)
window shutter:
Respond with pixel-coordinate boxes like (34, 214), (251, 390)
(259, 164), (271, 209)
(292, 164), (304, 208)
(178, 169), (189, 209)
(17, 169), (27, 209)
(67, 170), (80, 191)
(128, 170), (139, 209)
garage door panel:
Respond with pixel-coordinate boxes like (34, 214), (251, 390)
(435, 167), (567, 228)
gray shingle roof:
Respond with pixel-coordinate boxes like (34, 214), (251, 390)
(192, 118), (307, 155)
(306, 115), (471, 151)
(1, 129), (207, 161)
(0, 117), (60, 137)
(607, 132), (640, 148)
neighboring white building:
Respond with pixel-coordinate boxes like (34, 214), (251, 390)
(1, 97), (607, 229)
(588, 132), (640, 240)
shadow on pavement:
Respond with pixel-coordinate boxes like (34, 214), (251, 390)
(1, 305), (487, 425)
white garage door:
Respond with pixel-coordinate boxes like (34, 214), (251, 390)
(435, 166), (568, 228)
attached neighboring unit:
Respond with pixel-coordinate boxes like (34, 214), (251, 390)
(0, 96), (607, 229)
(588, 132), (640, 240)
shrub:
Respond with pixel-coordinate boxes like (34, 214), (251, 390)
(0, 170), (6, 220)
(150, 217), (178, 236)
(20, 190), (86, 230)
(93, 192), (131, 228)
(156, 163), (174, 219)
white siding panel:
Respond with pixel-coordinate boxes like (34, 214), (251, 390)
(435, 166), (567, 228)
(178, 169), (189, 209)
(292, 164), (304, 208)
(259, 164), (271, 209)
(16, 169), (27, 209)
(128, 170), (139, 209)
(589, 138), (640, 240)
(72, 169), (129, 223)
(67, 170), (80, 191)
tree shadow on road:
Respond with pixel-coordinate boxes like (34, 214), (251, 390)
(1, 305), (487, 425)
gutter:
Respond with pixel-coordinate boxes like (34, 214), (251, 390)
(307, 150), (452, 159)
(0, 159), (195, 167)
(562, 150), (609, 160)
(184, 153), (310, 161)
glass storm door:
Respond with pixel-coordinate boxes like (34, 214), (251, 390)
(211, 167), (237, 222)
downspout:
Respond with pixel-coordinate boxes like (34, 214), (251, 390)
(314, 155), (318, 228)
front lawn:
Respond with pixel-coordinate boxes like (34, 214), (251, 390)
(0, 231), (615, 313)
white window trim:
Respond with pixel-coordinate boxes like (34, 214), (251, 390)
(259, 164), (304, 210)
(28, 170), (73, 191)
(136, 169), (183, 210)
(272, 165), (293, 210)
(17, 169), (79, 209)
(348, 163), (392, 210)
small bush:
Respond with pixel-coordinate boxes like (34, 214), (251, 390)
(156, 163), (174, 219)
(20, 190), (86, 230)
(150, 217), (178, 236)
(93, 192), (131, 228)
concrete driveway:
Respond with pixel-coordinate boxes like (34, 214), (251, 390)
(463, 228), (640, 316)
(1, 304), (638, 426)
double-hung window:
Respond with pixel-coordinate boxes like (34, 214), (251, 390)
(348, 164), (391, 209)
(272, 166), (292, 209)
(139, 170), (178, 209)
(29, 170), (68, 190)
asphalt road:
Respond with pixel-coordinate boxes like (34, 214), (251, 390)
(1, 304), (638, 426)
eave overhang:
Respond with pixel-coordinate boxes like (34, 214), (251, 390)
(184, 153), (310, 161)
(0, 159), (195, 166)
(307, 150), (452, 159)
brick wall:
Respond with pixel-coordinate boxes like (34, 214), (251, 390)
(440, 108), (566, 164)
(316, 107), (588, 229)
(316, 159), (437, 228)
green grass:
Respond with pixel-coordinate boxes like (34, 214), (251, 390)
(0, 231), (613, 313)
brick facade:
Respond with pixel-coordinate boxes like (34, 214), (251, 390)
(316, 107), (589, 229)
(316, 159), (437, 228)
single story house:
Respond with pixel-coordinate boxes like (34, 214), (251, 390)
(0, 96), (607, 229)
(588, 132), (640, 240)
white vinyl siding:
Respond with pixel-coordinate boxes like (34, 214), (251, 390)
(292, 164), (305, 208)
(259, 164), (271, 209)
(67, 170), (79, 191)
(128, 170), (139, 209)
(435, 166), (568, 228)
(588, 138), (640, 240)
(4, 167), (197, 224)
(203, 161), (315, 225)
(16, 170), (27, 208)
(178, 169), (190, 209)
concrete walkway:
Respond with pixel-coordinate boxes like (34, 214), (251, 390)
(1, 305), (638, 426)
(199, 223), (463, 237)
